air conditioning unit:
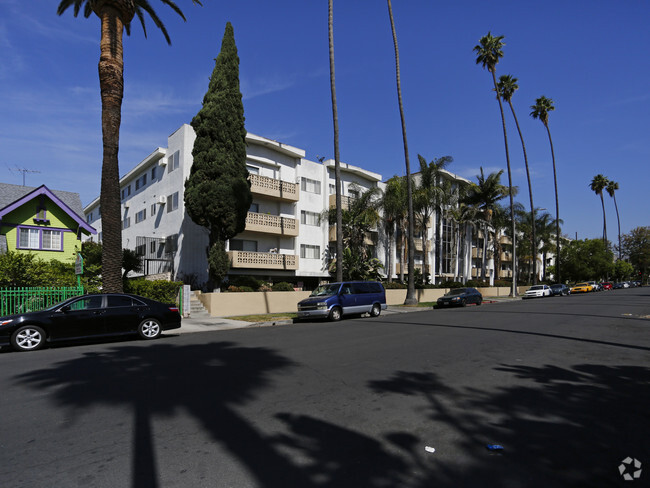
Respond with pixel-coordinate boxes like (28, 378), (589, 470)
(158, 195), (167, 205)
(123, 202), (130, 209)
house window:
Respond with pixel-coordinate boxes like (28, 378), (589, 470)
(122, 217), (131, 229)
(87, 213), (93, 223)
(167, 192), (179, 212)
(250, 203), (259, 213)
(34, 208), (48, 223)
(135, 173), (147, 190)
(301, 177), (321, 195)
(151, 204), (157, 216)
(300, 210), (320, 226)
(246, 165), (259, 175)
(19, 228), (40, 249)
(121, 185), (131, 200)
(135, 209), (146, 223)
(229, 239), (257, 252)
(300, 244), (320, 259)
(42, 230), (62, 250)
(168, 151), (180, 173)
(329, 184), (336, 195)
(18, 227), (62, 251)
(151, 166), (157, 180)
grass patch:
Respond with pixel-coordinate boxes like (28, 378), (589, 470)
(228, 312), (298, 322)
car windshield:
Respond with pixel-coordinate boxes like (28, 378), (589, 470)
(550, 285), (562, 289)
(309, 284), (341, 297)
(446, 288), (467, 296)
(529, 286), (544, 290)
(576, 283), (589, 287)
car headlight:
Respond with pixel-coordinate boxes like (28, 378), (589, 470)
(316, 302), (327, 310)
(451, 297), (460, 301)
(0, 319), (13, 326)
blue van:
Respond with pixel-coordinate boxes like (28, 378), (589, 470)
(297, 281), (387, 321)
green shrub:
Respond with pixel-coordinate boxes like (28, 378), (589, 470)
(230, 276), (263, 291)
(466, 280), (487, 288)
(440, 280), (464, 289)
(227, 285), (254, 293)
(383, 281), (407, 289)
(124, 279), (182, 303)
(272, 282), (294, 291)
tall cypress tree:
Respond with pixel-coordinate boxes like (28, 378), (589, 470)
(185, 22), (251, 287)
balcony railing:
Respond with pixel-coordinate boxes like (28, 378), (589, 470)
(395, 263), (430, 274)
(245, 212), (299, 236)
(328, 194), (354, 210)
(328, 226), (377, 245)
(228, 251), (299, 270)
(249, 174), (299, 202)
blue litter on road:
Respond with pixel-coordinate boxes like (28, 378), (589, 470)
(486, 444), (504, 451)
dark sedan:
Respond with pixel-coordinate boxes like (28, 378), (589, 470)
(436, 288), (482, 308)
(550, 284), (571, 296)
(0, 293), (181, 352)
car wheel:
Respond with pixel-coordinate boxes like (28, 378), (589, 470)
(460, 299), (467, 307)
(370, 303), (381, 317)
(476, 298), (482, 306)
(138, 318), (162, 340)
(328, 306), (342, 322)
(11, 325), (46, 352)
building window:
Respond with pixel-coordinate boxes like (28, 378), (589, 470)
(18, 227), (62, 251)
(301, 177), (321, 195)
(246, 165), (259, 175)
(229, 239), (257, 252)
(167, 192), (179, 212)
(87, 213), (93, 223)
(150, 204), (157, 216)
(135, 173), (147, 190)
(329, 184), (336, 195)
(151, 166), (157, 180)
(250, 203), (259, 213)
(300, 210), (320, 226)
(135, 209), (146, 223)
(168, 151), (180, 173)
(122, 217), (131, 229)
(300, 244), (320, 259)
(121, 185), (131, 200)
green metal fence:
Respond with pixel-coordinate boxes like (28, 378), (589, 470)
(0, 286), (85, 316)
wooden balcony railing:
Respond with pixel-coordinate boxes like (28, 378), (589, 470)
(245, 212), (299, 236)
(249, 174), (299, 202)
(228, 251), (299, 270)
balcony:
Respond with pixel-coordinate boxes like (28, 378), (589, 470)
(395, 263), (430, 274)
(500, 252), (512, 262)
(328, 226), (376, 245)
(228, 251), (299, 270)
(245, 212), (298, 236)
(328, 194), (354, 210)
(414, 238), (423, 252)
(499, 235), (512, 245)
(249, 174), (299, 202)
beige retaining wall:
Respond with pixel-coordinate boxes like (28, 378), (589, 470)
(195, 286), (529, 318)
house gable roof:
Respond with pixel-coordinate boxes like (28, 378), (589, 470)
(0, 183), (96, 235)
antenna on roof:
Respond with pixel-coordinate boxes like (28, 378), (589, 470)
(7, 165), (41, 186)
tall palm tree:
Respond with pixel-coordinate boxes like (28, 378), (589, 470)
(530, 95), (560, 282)
(387, 0), (416, 304)
(381, 176), (407, 282)
(498, 74), (537, 284)
(606, 180), (622, 260)
(474, 32), (517, 296)
(589, 174), (609, 247)
(328, 0), (343, 282)
(57, 0), (201, 293)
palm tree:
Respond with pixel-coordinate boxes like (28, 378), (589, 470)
(57, 0), (201, 292)
(606, 180), (622, 260)
(449, 200), (477, 283)
(464, 168), (510, 283)
(590, 174), (609, 246)
(381, 176), (407, 282)
(474, 32), (517, 296)
(328, 0), (343, 282)
(387, 0), (416, 304)
(498, 74), (537, 284)
(530, 95), (560, 282)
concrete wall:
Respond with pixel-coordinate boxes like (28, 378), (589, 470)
(195, 286), (529, 317)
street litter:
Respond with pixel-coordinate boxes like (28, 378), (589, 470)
(424, 446), (436, 453)
(486, 444), (504, 451)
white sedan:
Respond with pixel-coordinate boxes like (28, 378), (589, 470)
(523, 284), (552, 299)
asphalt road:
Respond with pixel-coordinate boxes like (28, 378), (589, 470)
(1, 288), (649, 487)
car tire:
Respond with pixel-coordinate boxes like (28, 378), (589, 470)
(11, 325), (46, 352)
(476, 298), (482, 306)
(328, 306), (342, 322)
(138, 318), (162, 340)
(370, 303), (381, 317)
(460, 299), (467, 307)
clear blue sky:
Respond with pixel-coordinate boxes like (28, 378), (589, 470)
(2, 0), (648, 242)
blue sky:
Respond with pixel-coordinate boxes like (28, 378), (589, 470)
(1, 0), (648, 242)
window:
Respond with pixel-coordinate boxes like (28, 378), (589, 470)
(18, 228), (62, 251)
(135, 209), (146, 223)
(69, 295), (103, 311)
(301, 210), (320, 226)
(348, 188), (359, 200)
(229, 239), (257, 252)
(167, 192), (179, 212)
(246, 165), (259, 175)
(151, 166), (157, 180)
(122, 217), (131, 229)
(87, 213), (93, 223)
(301, 177), (321, 195)
(329, 184), (336, 195)
(168, 151), (180, 173)
(151, 204), (157, 216)
(300, 244), (320, 259)
(35, 208), (48, 222)
(121, 185), (131, 200)
(135, 173), (147, 190)
(250, 203), (259, 213)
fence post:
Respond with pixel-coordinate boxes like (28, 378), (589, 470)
(182, 285), (191, 318)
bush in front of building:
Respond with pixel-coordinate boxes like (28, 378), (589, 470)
(383, 281), (408, 289)
(124, 279), (183, 304)
(271, 282), (294, 291)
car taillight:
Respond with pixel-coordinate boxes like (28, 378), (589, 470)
(168, 307), (179, 313)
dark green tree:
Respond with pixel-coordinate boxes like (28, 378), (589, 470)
(621, 226), (650, 281)
(184, 22), (252, 287)
(558, 239), (613, 282)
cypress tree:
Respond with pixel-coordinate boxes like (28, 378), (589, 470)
(184, 22), (251, 286)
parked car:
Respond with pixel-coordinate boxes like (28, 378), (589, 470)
(0, 293), (181, 352)
(600, 282), (613, 290)
(297, 281), (387, 321)
(550, 284), (571, 296)
(587, 281), (601, 291)
(613, 282), (630, 289)
(436, 288), (482, 308)
(570, 283), (593, 294)
(523, 284), (553, 299)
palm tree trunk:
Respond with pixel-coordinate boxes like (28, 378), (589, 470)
(599, 193), (607, 247)
(613, 194), (622, 260)
(387, 0), (416, 304)
(545, 123), (560, 283)
(490, 70), (516, 296)
(508, 100), (536, 284)
(98, 7), (127, 293)
(328, 0), (343, 282)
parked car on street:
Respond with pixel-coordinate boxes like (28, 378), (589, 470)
(570, 283), (593, 294)
(600, 282), (613, 290)
(297, 281), (387, 321)
(436, 288), (483, 308)
(0, 293), (181, 352)
(523, 284), (553, 299)
(613, 282), (629, 289)
(587, 281), (601, 291)
(550, 284), (571, 296)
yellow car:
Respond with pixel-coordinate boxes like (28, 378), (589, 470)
(570, 282), (593, 294)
